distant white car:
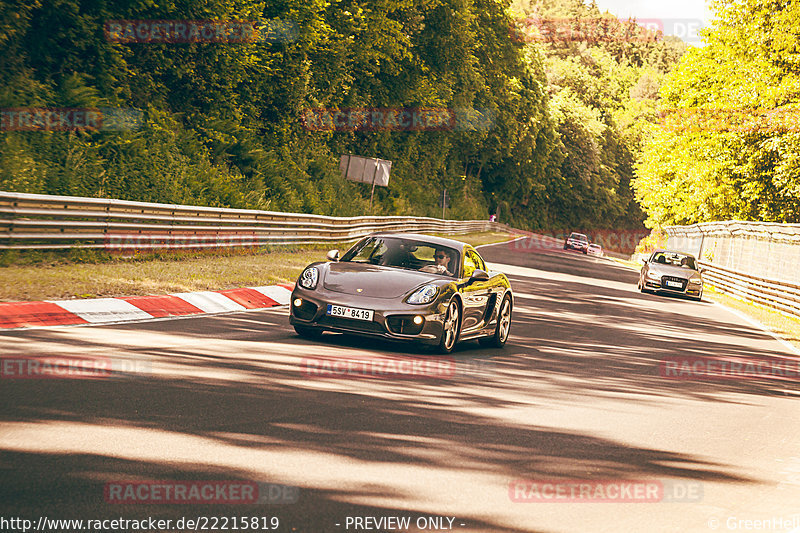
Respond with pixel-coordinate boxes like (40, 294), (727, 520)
(587, 243), (603, 256)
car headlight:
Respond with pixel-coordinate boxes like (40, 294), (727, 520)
(407, 284), (438, 305)
(646, 271), (660, 280)
(298, 267), (319, 290)
(689, 278), (703, 285)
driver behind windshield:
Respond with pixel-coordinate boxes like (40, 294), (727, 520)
(420, 248), (453, 276)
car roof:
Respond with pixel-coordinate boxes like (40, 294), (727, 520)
(369, 232), (469, 252)
(651, 249), (697, 258)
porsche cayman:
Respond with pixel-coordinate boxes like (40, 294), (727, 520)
(289, 233), (513, 353)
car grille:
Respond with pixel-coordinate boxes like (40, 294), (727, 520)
(319, 315), (384, 333)
(661, 276), (687, 291)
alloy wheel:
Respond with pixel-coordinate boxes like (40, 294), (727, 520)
(498, 298), (511, 343)
(443, 301), (459, 350)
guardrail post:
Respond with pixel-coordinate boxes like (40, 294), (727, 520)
(4, 195), (16, 250)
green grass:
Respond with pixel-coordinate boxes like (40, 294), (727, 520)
(606, 256), (800, 352)
(431, 230), (521, 247)
(606, 255), (643, 270)
(702, 286), (800, 351)
(0, 231), (517, 302)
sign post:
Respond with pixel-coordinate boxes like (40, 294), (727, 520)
(369, 162), (380, 211)
(440, 188), (449, 219)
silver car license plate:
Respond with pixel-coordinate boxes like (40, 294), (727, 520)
(666, 280), (683, 288)
(327, 304), (374, 321)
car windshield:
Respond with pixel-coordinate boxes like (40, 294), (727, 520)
(651, 252), (697, 270)
(570, 233), (588, 242)
(341, 237), (460, 277)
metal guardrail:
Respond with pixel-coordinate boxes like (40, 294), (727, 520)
(664, 221), (800, 318)
(697, 261), (800, 318)
(0, 191), (495, 251)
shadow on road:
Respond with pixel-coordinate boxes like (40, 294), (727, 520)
(1, 243), (789, 530)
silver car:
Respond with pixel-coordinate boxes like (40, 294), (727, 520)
(638, 250), (704, 301)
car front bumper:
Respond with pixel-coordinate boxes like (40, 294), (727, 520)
(289, 287), (449, 345)
(564, 241), (588, 252)
(643, 279), (703, 298)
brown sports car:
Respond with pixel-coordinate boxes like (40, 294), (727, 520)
(289, 233), (513, 353)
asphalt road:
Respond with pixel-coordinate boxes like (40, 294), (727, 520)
(2, 240), (799, 533)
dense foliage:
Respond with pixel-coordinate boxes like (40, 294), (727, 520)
(634, 0), (800, 226)
(510, 0), (685, 229)
(1, 0), (684, 229)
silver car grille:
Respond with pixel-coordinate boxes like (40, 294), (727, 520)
(661, 275), (687, 291)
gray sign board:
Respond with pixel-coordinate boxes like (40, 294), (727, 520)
(339, 155), (392, 187)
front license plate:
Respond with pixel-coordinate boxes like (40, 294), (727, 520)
(665, 280), (683, 288)
(327, 304), (374, 321)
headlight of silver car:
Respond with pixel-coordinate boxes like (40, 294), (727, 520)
(407, 284), (438, 305)
(646, 271), (660, 280)
(689, 278), (703, 285)
(299, 267), (319, 290)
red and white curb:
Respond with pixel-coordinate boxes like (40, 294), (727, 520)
(0, 284), (293, 329)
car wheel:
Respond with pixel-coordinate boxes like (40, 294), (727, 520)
(294, 325), (323, 339)
(438, 299), (461, 354)
(480, 294), (512, 348)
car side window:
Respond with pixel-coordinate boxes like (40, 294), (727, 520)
(463, 249), (484, 277)
(470, 250), (486, 272)
(463, 252), (477, 278)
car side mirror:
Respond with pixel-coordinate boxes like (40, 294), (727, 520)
(326, 249), (340, 262)
(468, 269), (490, 283)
